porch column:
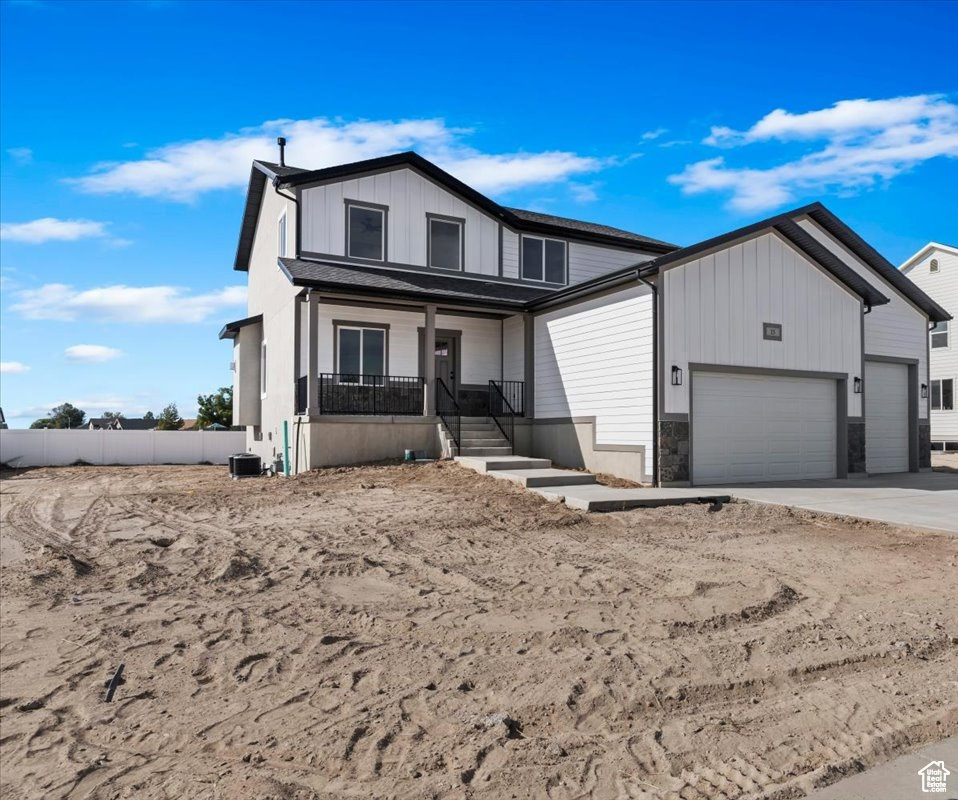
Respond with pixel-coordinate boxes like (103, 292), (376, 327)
(523, 312), (535, 418)
(306, 291), (320, 416)
(423, 303), (436, 415)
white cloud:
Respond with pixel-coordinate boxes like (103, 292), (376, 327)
(672, 94), (958, 211)
(68, 117), (604, 201)
(0, 217), (113, 244)
(64, 344), (123, 362)
(0, 361), (30, 374)
(641, 128), (668, 141)
(11, 283), (246, 323)
(569, 182), (600, 203)
(7, 147), (33, 164)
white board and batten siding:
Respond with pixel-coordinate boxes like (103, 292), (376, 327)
(300, 168), (500, 275)
(902, 245), (958, 443)
(796, 217), (930, 419)
(664, 231), (864, 417)
(501, 228), (651, 285)
(502, 315), (525, 382)
(534, 284), (654, 453)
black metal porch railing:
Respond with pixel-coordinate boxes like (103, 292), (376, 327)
(436, 378), (461, 450)
(491, 380), (524, 417)
(296, 374), (424, 415)
(488, 380), (519, 448)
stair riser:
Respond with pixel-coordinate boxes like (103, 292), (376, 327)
(460, 447), (513, 456)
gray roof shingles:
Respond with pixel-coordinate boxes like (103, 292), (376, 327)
(280, 258), (553, 307)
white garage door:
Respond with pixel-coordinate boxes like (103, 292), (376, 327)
(865, 360), (909, 474)
(692, 372), (837, 485)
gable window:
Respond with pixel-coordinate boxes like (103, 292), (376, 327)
(931, 378), (954, 411)
(521, 236), (567, 284)
(346, 202), (386, 261)
(931, 320), (949, 349)
(427, 216), (463, 271)
(336, 324), (387, 384)
(278, 210), (287, 258)
(260, 340), (268, 397)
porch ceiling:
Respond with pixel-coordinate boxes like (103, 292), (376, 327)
(279, 257), (551, 310)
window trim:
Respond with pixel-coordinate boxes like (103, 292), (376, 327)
(333, 320), (390, 385)
(931, 378), (955, 412)
(426, 213), (465, 272)
(277, 209), (287, 258)
(344, 200), (388, 262)
(931, 320), (949, 349)
(260, 339), (268, 399)
(519, 234), (568, 285)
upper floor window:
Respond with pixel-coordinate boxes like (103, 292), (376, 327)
(346, 201), (386, 261)
(930, 257), (939, 273)
(278, 210), (287, 258)
(521, 235), (567, 284)
(931, 320), (949, 349)
(931, 378), (954, 411)
(427, 216), (463, 271)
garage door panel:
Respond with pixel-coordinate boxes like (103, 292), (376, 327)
(864, 361), (909, 474)
(692, 372), (837, 485)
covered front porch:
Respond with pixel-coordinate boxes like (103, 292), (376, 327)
(291, 291), (531, 462)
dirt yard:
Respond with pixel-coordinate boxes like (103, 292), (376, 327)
(1, 464), (956, 800)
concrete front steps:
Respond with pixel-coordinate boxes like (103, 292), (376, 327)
(455, 454), (731, 512)
(444, 417), (513, 457)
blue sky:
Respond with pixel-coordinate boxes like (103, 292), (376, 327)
(1, 0), (956, 428)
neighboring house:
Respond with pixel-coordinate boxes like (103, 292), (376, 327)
(220, 148), (949, 486)
(88, 418), (157, 431)
(901, 242), (958, 451)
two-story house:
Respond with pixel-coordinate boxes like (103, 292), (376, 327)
(220, 146), (949, 486)
(901, 242), (958, 451)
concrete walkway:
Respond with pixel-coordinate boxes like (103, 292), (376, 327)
(455, 456), (729, 511)
(708, 471), (958, 534)
(805, 735), (957, 799)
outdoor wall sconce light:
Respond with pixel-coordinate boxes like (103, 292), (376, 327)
(853, 377), (863, 394)
(921, 383), (928, 399)
(671, 365), (683, 386)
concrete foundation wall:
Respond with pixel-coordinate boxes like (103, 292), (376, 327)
(532, 418), (648, 483)
(302, 417), (441, 470)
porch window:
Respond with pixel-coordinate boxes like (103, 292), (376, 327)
(521, 235), (567, 284)
(931, 320), (949, 349)
(337, 325), (386, 384)
(931, 378), (954, 411)
(427, 216), (463, 270)
(346, 202), (386, 261)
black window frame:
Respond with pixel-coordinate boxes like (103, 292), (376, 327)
(333, 321), (389, 385)
(931, 320), (949, 349)
(345, 200), (388, 262)
(931, 378), (954, 411)
(426, 214), (465, 272)
(519, 234), (567, 285)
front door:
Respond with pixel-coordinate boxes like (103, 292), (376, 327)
(434, 336), (456, 393)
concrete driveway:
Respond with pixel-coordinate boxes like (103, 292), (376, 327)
(712, 471), (958, 535)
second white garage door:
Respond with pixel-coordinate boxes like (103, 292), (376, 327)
(692, 372), (838, 485)
(864, 360), (909, 474)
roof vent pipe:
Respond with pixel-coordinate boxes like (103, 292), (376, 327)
(277, 137), (287, 167)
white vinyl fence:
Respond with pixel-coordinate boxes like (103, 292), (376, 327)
(0, 429), (246, 467)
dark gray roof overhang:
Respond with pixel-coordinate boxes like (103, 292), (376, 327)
(218, 313), (263, 340)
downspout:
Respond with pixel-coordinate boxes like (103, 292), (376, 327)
(634, 269), (659, 487)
